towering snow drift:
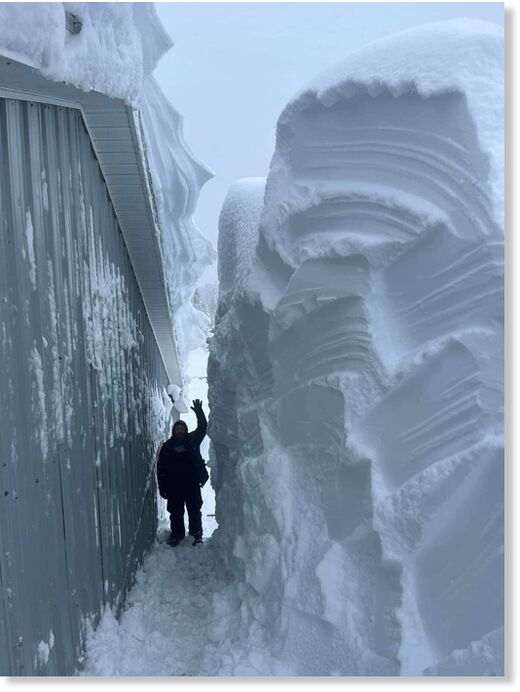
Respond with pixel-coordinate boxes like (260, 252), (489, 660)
(208, 19), (503, 676)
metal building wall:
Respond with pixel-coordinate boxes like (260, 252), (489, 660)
(0, 97), (170, 675)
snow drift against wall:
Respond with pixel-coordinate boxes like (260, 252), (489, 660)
(208, 19), (503, 676)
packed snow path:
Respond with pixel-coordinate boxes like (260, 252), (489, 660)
(79, 528), (221, 676)
(79, 521), (279, 676)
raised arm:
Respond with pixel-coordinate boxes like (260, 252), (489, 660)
(191, 399), (207, 446)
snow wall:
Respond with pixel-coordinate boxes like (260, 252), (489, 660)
(207, 19), (504, 676)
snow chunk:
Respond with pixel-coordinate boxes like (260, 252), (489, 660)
(24, 210), (37, 290)
(35, 630), (54, 669)
(36, 640), (50, 666)
(29, 344), (48, 460)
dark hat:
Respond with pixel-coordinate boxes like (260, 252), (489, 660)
(172, 419), (188, 432)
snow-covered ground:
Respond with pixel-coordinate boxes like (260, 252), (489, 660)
(78, 515), (291, 676)
(79, 529), (223, 676)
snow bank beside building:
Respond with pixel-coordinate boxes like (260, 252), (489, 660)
(208, 19), (504, 676)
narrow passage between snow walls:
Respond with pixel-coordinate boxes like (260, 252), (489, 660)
(80, 18), (503, 677)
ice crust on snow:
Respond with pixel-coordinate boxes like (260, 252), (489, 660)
(208, 19), (503, 675)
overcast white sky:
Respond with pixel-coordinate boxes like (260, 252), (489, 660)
(153, 1), (504, 282)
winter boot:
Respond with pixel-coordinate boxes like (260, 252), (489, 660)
(191, 531), (203, 546)
(167, 532), (184, 547)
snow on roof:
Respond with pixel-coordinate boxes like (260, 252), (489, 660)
(280, 19), (504, 225)
(0, 2), (171, 106)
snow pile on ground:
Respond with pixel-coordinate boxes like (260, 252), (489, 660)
(207, 19), (503, 676)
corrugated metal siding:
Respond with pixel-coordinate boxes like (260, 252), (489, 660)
(0, 97), (170, 675)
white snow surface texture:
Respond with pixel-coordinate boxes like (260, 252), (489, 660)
(0, 2), (168, 105)
(0, 2), (216, 380)
(207, 19), (504, 675)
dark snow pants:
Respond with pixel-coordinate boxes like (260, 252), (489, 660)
(166, 482), (203, 539)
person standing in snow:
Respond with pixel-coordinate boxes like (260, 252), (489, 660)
(156, 399), (209, 546)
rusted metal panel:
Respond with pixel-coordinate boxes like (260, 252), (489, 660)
(0, 97), (170, 675)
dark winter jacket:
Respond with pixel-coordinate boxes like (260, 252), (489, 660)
(156, 409), (209, 496)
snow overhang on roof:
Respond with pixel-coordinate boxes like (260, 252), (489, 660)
(0, 56), (183, 389)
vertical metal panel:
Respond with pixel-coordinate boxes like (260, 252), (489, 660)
(0, 97), (170, 675)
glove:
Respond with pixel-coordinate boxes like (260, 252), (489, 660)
(191, 398), (203, 413)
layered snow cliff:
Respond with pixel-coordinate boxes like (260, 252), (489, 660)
(208, 19), (504, 675)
